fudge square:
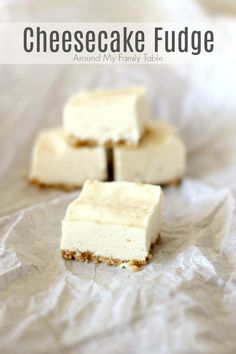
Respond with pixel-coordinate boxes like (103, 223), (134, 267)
(62, 87), (149, 146)
(61, 180), (163, 270)
(113, 120), (186, 185)
(29, 128), (107, 190)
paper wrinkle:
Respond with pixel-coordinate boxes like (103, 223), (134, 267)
(1, 181), (236, 353)
(1, 0), (236, 353)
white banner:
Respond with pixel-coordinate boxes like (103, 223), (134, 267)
(0, 22), (233, 64)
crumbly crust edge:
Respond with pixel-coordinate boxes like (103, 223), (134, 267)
(29, 177), (181, 191)
(61, 234), (160, 272)
(67, 134), (141, 148)
(161, 178), (181, 188)
(29, 178), (83, 191)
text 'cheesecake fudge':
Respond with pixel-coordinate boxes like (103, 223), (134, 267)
(29, 128), (107, 189)
(113, 121), (186, 185)
(63, 87), (149, 146)
(61, 180), (163, 271)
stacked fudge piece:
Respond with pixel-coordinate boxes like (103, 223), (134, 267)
(29, 87), (186, 188)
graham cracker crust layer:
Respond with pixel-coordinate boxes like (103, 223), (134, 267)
(160, 178), (182, 188)
(30, 178), (82, 191)
(61, 235), (160, 272)
(30, 177), (181, 191)
(67, 134), (140, 148)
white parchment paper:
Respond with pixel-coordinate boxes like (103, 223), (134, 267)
(1, 1), (236, 353)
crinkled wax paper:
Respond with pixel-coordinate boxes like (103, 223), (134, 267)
(0, 1), (236, 353)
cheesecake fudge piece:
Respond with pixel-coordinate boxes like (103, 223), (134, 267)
(61, 180), (163, 270)
(63, 87), (149, 146)
(113, 120), (186, 185)
(29, 128), (107, 190)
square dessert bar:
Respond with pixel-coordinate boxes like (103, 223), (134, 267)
(113, 121), (186, 185)
(61, 180), (163, 270)
(63, 87), (149, 146)
(29, 128), (107, 189)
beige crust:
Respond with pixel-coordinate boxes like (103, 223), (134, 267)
(29, 178), (82, 191)
(67, 134), (141, 148)
(61, 235), (160, 272)
(160, 178), (182, 188)
(29, 177), (181, 191)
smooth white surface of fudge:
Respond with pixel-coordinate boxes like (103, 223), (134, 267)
(29, 128), (107, 188)
(113, 120), (186, 184)
(61, 180), (163, 262)
(63, 87), (149, 145)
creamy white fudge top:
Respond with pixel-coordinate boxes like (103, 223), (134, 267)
(29, 128), (107, 186)
(32, 128), (68, 156)
(64, 180), (162, 228)
(137, 120), (176, 148)
(63, 87), (148, 145)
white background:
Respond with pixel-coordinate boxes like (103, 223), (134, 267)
(0, 1), (236, 353)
